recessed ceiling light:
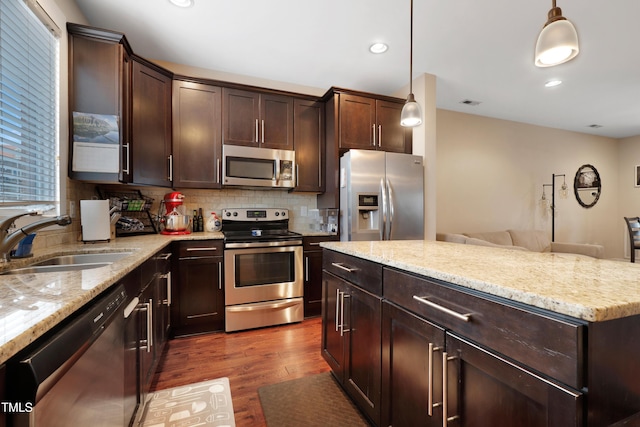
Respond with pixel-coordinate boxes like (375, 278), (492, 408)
(169, 0), (194, 7)
(545, 80), (563, 88)
(369, 43), (388, 54)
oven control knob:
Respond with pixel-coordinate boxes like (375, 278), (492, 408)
(281, 211), (287, 217)
(225, 211), (231, 217)
(233, 211), (238, 217)
(275, 211), (280, 216)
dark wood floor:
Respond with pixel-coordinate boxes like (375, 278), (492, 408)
(150, 317), (330, 426)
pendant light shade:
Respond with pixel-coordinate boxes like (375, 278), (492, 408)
(401, 0), (422, 127)
(401, 94), (423, 127)
(534, 2), (579, 67)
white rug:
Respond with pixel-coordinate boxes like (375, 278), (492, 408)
(140, 377), (235, 427)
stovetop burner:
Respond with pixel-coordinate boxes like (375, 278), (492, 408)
(221, 208), (301, 246)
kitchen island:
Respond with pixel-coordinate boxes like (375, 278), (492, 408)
(320, 240), (640, 427)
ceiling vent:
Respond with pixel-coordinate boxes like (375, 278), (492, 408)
(460, 99), (481, 106)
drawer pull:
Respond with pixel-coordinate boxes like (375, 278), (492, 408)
(442, 352), (460, 426)
(331, 262), (358, 273)
(413, 296), (472, 322)
(428, 343), (442, 416)
(186, 247), (218, 252)
(309, 242), (321, 246)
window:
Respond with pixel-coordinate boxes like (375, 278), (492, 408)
(0, 0), (60, 208)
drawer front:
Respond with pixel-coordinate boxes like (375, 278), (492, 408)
(323, 250), (382, 296)
(383, 268), (585, 389)
(177, 240), (223, 258)
(303, 235), (339, 252)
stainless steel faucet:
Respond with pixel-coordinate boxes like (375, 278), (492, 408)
(0, 212), (72, 262)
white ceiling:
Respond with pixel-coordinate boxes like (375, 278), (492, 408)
(72, 0), (640, 139)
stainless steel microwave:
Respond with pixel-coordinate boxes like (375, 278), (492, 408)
(222, 145), (296, 188)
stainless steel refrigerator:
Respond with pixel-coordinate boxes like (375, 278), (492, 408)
(339, 149), (424, 241)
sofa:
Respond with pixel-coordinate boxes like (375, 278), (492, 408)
(436, 229), (605, 259)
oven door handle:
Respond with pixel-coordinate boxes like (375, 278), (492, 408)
(226, 298), (301, 312)
(225, 240), (303, 249)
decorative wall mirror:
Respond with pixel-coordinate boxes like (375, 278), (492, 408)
(574, 164), (601, 208)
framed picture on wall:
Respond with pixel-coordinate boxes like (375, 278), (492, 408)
(635, 165), (640, 187)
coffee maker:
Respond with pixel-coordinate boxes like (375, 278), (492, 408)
(159, 191), (191, 235)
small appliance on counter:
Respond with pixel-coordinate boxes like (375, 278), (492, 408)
(80, 199), (111, 242)
(159, 192), (191, 235)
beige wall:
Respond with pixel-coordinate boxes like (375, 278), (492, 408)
(616, 135), (640, 258)
(436, 109), (623, 258)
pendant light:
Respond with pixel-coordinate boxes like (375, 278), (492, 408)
(534, 0), (579, 67)
(400, 0), (422, 127)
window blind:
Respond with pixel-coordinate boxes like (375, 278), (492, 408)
(0, 0), (59, 205)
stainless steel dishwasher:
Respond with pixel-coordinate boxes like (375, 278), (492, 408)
(9, 284), (127, 427)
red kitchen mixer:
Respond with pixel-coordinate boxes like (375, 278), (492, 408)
(159, 191), (191, 235)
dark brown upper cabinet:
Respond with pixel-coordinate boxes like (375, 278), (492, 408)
(223, 88), (293, 150)
(172, 80), (222, 189)
(67, 23), (131, 183)
(293, 99), (325, 192)
(67, 24), (173, 187)
(339, 93), (411, 153)
(131, 58), (173, 187)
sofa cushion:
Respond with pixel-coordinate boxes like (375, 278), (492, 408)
(464, 238), (528, 251)
(508, 229), (551, 252)
(436, 233), (468, 244)
(463, 231), (513, 246)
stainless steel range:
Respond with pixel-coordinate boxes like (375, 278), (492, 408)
(222, 208), (303, 332)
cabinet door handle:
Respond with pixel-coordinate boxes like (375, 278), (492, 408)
(217, 158), (221, 184)
(164, 272), (172, 306)
(148, 298), (153, 350)
(372, 124), (376, 146)
(255, 119), (259, 143)
(335, 288), (341, 332)
(167, 154), (173, 181)
(261, 119), (265, 143)
(339, 293), (351, 336)
(305, 256), (309, 282)
(413, 295), (472, 322)
(428, 343), (442, 416)
(442, 352), (460, 426)
(331, 262), (357, 273)
(378, 125), (382, 147)
(122, 143), (130, 174)
(218, 261), (223, 290)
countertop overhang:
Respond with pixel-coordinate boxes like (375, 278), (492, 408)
(320, 240), (640, 323)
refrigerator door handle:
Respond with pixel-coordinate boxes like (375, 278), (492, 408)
(380, 177), (387, 240)
(387, 178), (394, 240)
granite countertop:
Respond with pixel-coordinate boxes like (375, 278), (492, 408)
(0, 232), (223, 365)
(320, 240), (640, 323)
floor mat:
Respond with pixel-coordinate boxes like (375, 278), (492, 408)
(140, 377), (235, 427)
(258, 372), (371, 427)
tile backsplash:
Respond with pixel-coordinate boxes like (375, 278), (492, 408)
(23, 181), (323, 255)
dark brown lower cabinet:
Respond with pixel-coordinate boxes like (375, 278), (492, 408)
(172, 241), (224, 336)
(445, 333), (582, 427)
(382, 301), (445, 427)
(381, 301), (583, 427)
(322, 270), (382, 426)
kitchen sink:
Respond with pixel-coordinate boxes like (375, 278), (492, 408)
(2, 251), (133, 275)
(31, 252), (133, 266)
